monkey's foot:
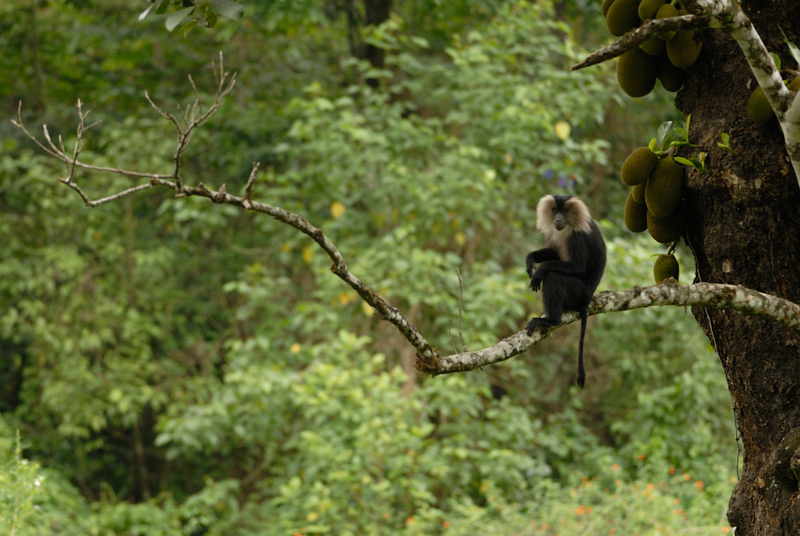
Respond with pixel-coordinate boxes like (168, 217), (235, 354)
(525, 317), (543, 336)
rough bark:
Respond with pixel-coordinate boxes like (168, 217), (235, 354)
(676, 1), (800, 532)
(363, 0), (392, 72)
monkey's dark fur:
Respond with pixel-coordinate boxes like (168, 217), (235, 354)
(525, 194), (606, 388)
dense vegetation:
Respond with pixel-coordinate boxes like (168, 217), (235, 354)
(1, 0), (736, 533)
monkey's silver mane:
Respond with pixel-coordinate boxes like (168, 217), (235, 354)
(535, 195), (593, 260)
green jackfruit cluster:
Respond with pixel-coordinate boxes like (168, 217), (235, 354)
(747, 77), (800, 124)
(747, 86), (773, 124)
(655, 4), (678, 39)
(606, 0), (640, 36)
(624, 191), (648, 232)
(617, 48), (659, 98)
(654, 254), (679, 283)
(645, 158), (683, 218)
(638, 0), (667, 20)
(647, 208), (685, 243)
(620, 149), (686, 243)
(621, 147), (658, 186)
(605, 0), (702, 97)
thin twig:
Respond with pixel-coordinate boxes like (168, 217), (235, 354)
(456, 267), (467, 353)
(243, 162), (260, 209)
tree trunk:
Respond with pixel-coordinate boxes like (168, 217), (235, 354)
(676, 2), (800, 532)
(334, 0), (392, 88)
(363, 0), (392, 88)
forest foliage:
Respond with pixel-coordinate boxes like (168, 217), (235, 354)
(1, 0), (735, 533)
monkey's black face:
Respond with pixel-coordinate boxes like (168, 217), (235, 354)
(553, 211), (567, 230)
(551, 197), (572, 231)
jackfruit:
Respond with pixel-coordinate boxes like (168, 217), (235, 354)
(645, 157), (683, 218)
(621, 147), (658, 186)
(647, 207), (684, 244)
(655, 4), (678, 40)
(747, 85), (773, 124)
(641, 36), (667, 56)
(667, 29), (702, 68)
(657, 53), (685, 92)
(638, 0), (667, 20)
(618, 48), (659, 98)
(748, 78), (800, 124)
(601, 0), (616, 17)
(606, 0), (640, 36)
(632, 181), (646, 204)
(624, 191), (648, 233)
(654, 254), (679, 283)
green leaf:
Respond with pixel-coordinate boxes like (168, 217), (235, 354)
(785, 39), (800, 66)
(138, 3), (154, 21)
(410, 36), (430, 49)
(673, 157), (693, 166)
(656, 121), (673, 149)
(179, 18), (199, 36)
(770, 52), (781, 70)
(210, 0), (244, 20)
(166, 6), (194, 32)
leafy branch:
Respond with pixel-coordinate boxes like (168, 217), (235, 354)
(648, 115), (731, 174)
(139, 0), (244, 34)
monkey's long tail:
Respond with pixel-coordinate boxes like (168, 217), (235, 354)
(576, 309), (587, 388)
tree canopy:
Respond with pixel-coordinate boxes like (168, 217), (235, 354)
(8, 0), (791, 533)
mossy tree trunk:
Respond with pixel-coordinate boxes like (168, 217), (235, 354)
(677, 1), (800, 532)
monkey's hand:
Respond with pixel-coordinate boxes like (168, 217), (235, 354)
(525, 251), (541, 279)
(526, 257), (536, 279)
(529, 273), (543, 292)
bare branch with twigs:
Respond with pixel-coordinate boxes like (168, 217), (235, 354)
(13, 53), (800, 382)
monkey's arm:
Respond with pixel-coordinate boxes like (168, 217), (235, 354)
(529, 232), (596, 291)
(529, 259), (584, 291)
(525, 248), (561, 278)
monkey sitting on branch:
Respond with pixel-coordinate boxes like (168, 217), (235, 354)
(525, 194), (607, 388)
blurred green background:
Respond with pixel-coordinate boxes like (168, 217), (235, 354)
(1, 0), (735, 534)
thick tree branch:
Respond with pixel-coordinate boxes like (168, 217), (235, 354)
(416, 281), (800, 375)
(571, 14), (706, 71)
